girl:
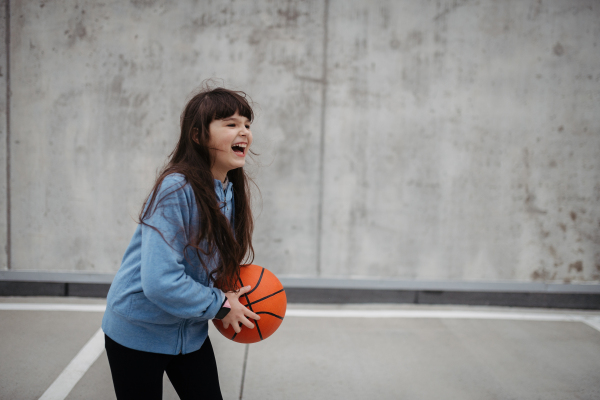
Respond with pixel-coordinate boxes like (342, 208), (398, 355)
(101, 86), (260, 400)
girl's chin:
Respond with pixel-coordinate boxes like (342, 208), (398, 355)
(228, 160), (245, 170)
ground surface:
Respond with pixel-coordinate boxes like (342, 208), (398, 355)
(1, 297), (600, 400)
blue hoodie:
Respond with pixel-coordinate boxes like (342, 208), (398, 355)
(102, 173), (232, 355)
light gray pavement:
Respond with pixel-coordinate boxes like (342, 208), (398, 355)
(1, 297), (600, 400)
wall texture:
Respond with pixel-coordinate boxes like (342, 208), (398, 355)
(1, 0), (599, 284)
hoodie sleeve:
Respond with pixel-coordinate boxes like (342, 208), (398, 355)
(139, 174), (225, 320)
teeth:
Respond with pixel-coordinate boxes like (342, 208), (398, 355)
(234, 143), (247, 148)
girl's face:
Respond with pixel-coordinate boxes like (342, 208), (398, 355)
(207, 111), (252, 182)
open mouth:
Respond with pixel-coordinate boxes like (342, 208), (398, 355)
(232, 143), (247, 156)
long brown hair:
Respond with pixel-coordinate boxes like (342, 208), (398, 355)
(140, 86), (255, 292)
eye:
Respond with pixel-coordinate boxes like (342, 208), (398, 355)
(245, 125), (250, 129)
(227, 124), (235, 127)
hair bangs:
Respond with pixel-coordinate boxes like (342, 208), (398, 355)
(206, 88), (254, 123)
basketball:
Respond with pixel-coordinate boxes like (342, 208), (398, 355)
(212, 264), (287, 343)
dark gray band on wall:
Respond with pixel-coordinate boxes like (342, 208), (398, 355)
(0, 271), (599, 309)
(0, 271), (115, 298)
(280, 277), (600, 309)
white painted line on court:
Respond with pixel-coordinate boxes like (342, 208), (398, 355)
(38, 328), (105, 400)
(0, 303), (106, 312)
(2, 303), (599, 333)
(582, 317), (600, 333)
(285, 309), (600, 333)
(285, 309), (580, 321)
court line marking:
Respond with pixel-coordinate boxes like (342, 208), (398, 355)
(285, 309), (600, 333)
(1, 303), (599, 334)
(0, 303), (107, 312)
(582, 317), (600, 333)
(287, 309), (582, 321)
(38, 327), (105, 400)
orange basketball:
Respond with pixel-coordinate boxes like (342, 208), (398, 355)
(212, 264), (287, 343)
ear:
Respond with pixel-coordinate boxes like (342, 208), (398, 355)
(192, 128), (200, 145)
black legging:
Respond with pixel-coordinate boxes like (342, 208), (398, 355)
(105, 334), (223, 400)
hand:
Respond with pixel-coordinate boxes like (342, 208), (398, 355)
(221, 285), (260, 333)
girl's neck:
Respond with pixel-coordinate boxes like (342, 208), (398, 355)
(211, 167), (228, 184)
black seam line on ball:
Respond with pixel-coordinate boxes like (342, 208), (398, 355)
(255, 319), (263, 340)
(239, 277), (256, 313)
(238, 277), (263, 341)
(245, 268), (265, 296)
(256, 311), (284, 320)
(246, 289), (285, 307)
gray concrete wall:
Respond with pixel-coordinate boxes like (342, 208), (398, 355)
(320, 0), (600, 282)
(2, 0), (599, 284)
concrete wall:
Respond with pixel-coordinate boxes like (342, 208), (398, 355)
(1, 0), (599, 284)
(320, 0), (600, 282)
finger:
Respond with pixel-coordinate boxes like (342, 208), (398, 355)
(232, 321), (242, 333)
(222, 320), (230, 329)
(240, 316), (255, 330)
(245, 309), (260, 320)
(236, 285), (252, 296)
